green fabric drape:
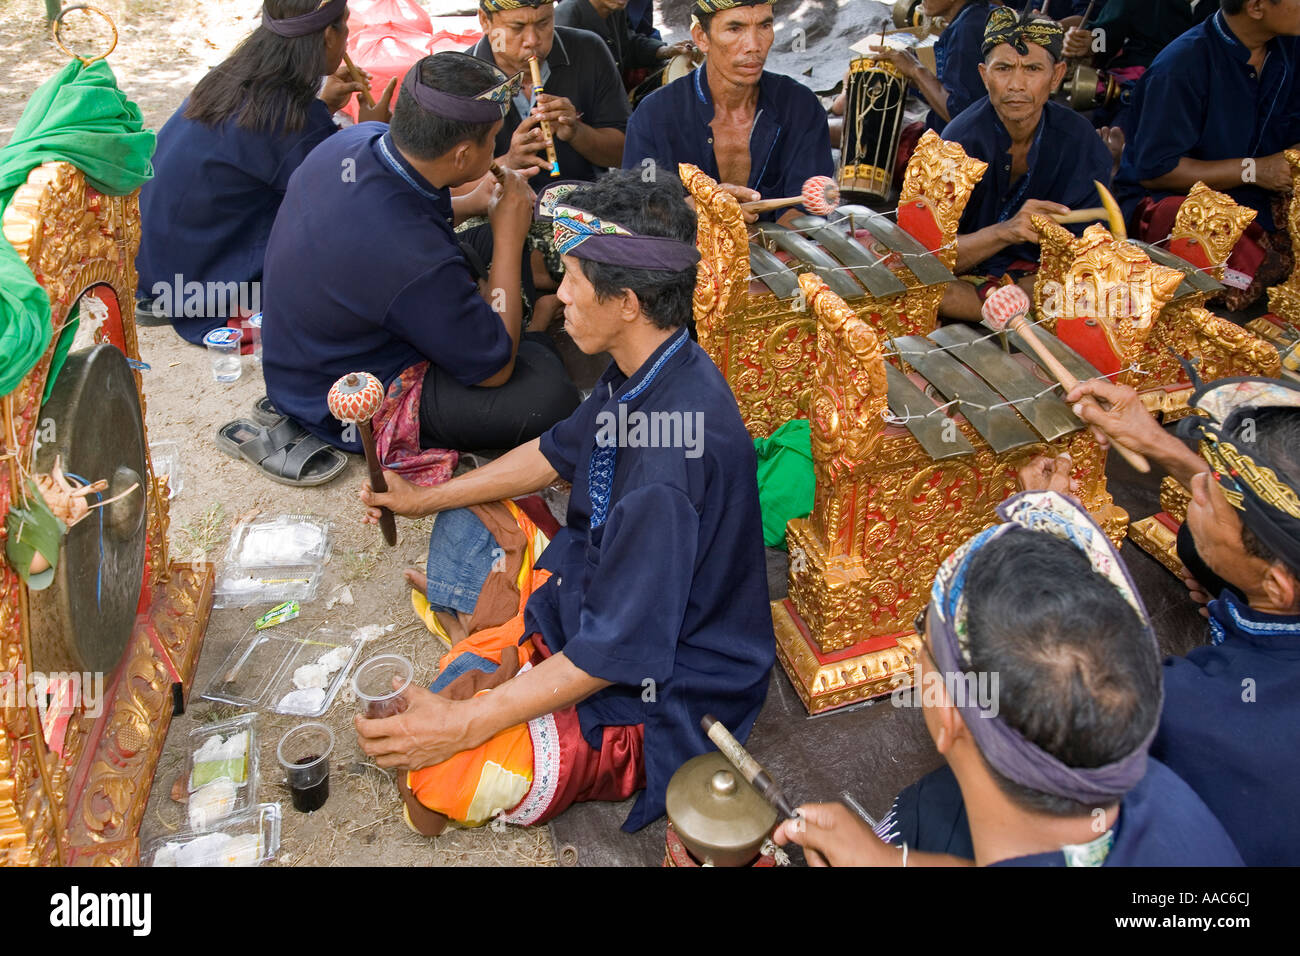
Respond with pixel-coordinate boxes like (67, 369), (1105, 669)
(753, 418), (815, 549)
(0, 58), (155, 398)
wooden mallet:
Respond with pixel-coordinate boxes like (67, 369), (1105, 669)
(342, 51), (377, 109)
(981, 284), (1150, 473)
(328, 372), (397, 546)
(741, 175), (840, 216)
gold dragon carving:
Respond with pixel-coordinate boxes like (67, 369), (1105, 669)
(1, 162), (213, 866)
(683, 132), (985, 439)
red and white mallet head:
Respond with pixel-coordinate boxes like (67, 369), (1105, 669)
(801, 176), (840, 216)
(981, 283), (1032, 332)
(328, 371), (385, 424)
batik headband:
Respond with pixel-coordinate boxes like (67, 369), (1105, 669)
(479, 0), (553, 12)
(981, 6), (1064, 61)
(537, 181), (700, 272)
(1178, 377), (1300, 571)
(693, 0), (774, 13)
(400, 53), (521, 123)
(262, 0), (346, 37)
(925, 491), (1159, 806)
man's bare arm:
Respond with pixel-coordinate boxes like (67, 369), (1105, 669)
(568, 123), (626, 168)
(359, 437), (558, 520)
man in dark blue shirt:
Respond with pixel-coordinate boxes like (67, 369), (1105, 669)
(774, 492), (1242, 866)
(1114, 0), (1300, 309)
(622, 0), (833, 227)
(938, 8), (1113, 321)
(355, 170), (775, 834)
(260, 52), (578, 458)
(1063, 375), (1300, 866)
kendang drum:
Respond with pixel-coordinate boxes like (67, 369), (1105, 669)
(838, 56), (908, 203)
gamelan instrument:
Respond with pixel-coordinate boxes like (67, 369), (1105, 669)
(981, 285), (1151, 473)
(342, 51), (377, 109)
(740, 175), (840, 216)
(528, 54), (561, 178)
(327, 372), (397, 547)
(837, 55), (909, 203)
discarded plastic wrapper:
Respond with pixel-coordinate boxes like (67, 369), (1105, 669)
(256, 600), (301, 630)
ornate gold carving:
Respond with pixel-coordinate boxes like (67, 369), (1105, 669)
(1161, 476), (1191, 524)
(1, 162), (212, 867)
(1267, 150), (1300, 326)
(1171, 181), (1258, 284)
(1127, 516), (1187, 578)
(684, 136), (985, 439)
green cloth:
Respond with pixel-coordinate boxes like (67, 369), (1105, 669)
(753, 418), (815, 549)
(0, 59), (155, 398)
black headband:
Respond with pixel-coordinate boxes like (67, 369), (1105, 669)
(262, 0), (347, 38)
(400, 53), (520, 123)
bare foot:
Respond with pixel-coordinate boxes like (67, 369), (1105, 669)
(403, 567), (427, 593)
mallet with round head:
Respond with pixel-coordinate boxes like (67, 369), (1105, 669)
(981, 285), (1150, 473)
(328, 372), (397, 546)
(740, 176), (840, 216)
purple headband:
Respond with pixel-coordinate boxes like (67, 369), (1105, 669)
(399, 53), (519, 123)
(925, 491), (1160, 807)
(262, 0), (347, 38)
(537, 181), (700, 273)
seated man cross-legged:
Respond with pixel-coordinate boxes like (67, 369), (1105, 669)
(355, 170), (776, 834)
(774, 492), (1243, 867)
(939, 9), (1113, 322)
(257, 52), (579, 483)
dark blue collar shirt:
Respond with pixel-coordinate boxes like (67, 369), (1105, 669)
(526, 327), (776, 830)
(621, 63), (834, 217)
(1151, 589), (1300, 866)
(928, 1), (992, 132)
(1115, 10), (1300, 232)
(878, 760), (1243, 866)
(943, 97), (1113, 276)
(260, 124), (512, 451)
(137, 98), (338, 344)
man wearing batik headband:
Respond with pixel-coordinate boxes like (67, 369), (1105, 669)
(1047, 375), (1300, 865)
(262, 52), (579, 469)
(356, 169), (775, 835)
(937, 7), (1113, 322)
(621, 0), (833, 227)
(774, 492), (1241, 866)
(470, 0), (629, 191)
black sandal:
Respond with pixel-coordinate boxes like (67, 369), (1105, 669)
(214, 417), (348, 487)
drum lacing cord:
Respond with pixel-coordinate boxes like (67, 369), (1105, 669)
(882, 361), (1151, 426)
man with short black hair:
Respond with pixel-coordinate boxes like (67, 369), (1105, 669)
(354, 169), (776, 834)
(621, 0), (833, 225)
(773, 492), (1242, 866)
(260, 52), (578, 470)
(1058, 375), (1300, 865)
(939, 7), (1113, 321)
(1114, 0), (1300, 309)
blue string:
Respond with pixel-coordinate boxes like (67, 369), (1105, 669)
(63, 471), (104, 610)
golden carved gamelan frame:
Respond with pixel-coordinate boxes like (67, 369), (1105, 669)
(684, 140), (1134, 713)
(1, 162), (213, 866)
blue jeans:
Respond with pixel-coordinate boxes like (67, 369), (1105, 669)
(424, 507), (497, 615)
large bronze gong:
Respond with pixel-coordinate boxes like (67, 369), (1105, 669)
(28, 344), (148, 674)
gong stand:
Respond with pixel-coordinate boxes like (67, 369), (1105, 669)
(1, 155), (214, 865)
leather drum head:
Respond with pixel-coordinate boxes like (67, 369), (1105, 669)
(29, 343), (148, 674)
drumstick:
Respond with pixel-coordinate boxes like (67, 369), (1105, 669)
(342, 52), (376, 109)
(528, 55), (561, 178)
(981, 285), (1150, 473)
(701, 714), (798, 819)
(741, 176), (840, 215)
(1049, 207), (1108, 225)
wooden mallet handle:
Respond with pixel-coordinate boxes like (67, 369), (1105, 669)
(1049, 207), (1107, 225)
(342, 52), (376, 109)
(982, 288), (1151, 474)
(358, 420), (397, 547)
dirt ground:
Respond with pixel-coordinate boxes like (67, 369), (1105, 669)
(2, 0), (561, 867)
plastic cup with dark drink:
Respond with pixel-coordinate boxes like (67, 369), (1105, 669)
(352, 654), (413, 719)
(277, 722), (334, 813)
